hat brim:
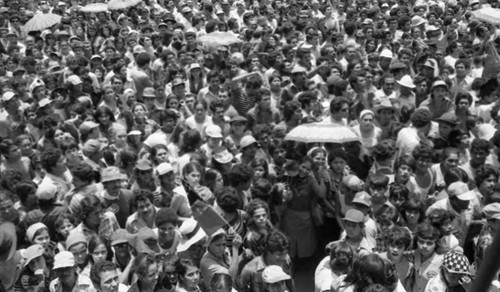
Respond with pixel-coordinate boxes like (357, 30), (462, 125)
(177, 229), (207, 252)
(456, 191), (475, 201)
(343, 217), (364, 223)
(265, 274), (292, 284)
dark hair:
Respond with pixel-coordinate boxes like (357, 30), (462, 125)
(448, 129), (469, 148)
(228, 164), (254, 187)
(265, 230), (289, 253)
(180, 129), (202, 153)
(400, 198), (426, 223)
(71, 162), (95, 184)
(90, 261), (117, 289)
(133, 189), (155, 207)
(79, 195), (103, 222)
(40, 148), (63, 173)
(412, 145), (434, 161)
(250, 178), (272, 201)
(410, 109), (432, 128)
(470, 139), (490, 154)
(15, 180), (38, 205)
(372, 140), (396, 161)
(344, 254), (387, 291)
(427, 209), (456, 235)
(245, 199), (270, 229)
(175, 258), (197, 280)
(395, 155), (416, 172)
(182, 161), (204, 177)
(250, 158), (269, 179)
(88, 235), (112, 263)
(389, 184), (409, 202)
(210, 273), (233, 292)
(328, 148), (348, 165)
(132, 253), (157, 279)
(330, 96), (349, 114)
(283, 100), (301, 121)
(415, 222), (440, 241)
(94, 106), (117, 123)
(475, 165), (499, 187)
(150, 144), (169, 165)
(386, 226), (412, 249)
(203, 169), (224, 193)
(367, 173), (390, 188)
(0, 139), (14, 157)
(215, 187), (240, 213)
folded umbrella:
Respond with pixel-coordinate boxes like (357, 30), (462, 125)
(198, 31), (243, 51)
(108, 0), (141, 10)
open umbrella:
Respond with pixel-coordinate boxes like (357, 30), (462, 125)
(198, 31), (242, 51)
(284, 122), (360, 144)
(23, 13), (62, 32)
(471, 7), (500, 25)
(80, 3), (108, 12)
(108, 0), (141, 10)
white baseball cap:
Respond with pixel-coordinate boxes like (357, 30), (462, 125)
(262, 265), (291, 284)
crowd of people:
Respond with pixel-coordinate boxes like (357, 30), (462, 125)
(1, 0), (500, 291)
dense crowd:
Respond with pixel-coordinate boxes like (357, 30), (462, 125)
(0, 0), (500, 291)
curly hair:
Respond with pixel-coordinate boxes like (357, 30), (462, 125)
(395, 155), (416, 172)
(470, 138), (490, 154)
(79, 195), (103, 223)
(415, 222), (441, 241)
(215, 187), (240, 213)
(40, 148), (63, 173)
(0, 169), (23, 192)
(90, 261), (117, 289)
(410, 108), (432, 128)
(132, 253), (157, 279)
(412, 145), (434, 161)
(228, 164), (254, 187)
(386, 226), (412, 250)
(475, 165), (499, 187)
(133, 189), (155, 207)
(372, 140), (396, 161)
(344, 254), (387, 292)
(265, 230), (289, 253)
(71, 162), (95, 184)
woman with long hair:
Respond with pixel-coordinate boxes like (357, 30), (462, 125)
(174, 258), (201, 292)
(186, 63), (206, 95)
(244, 199), (274, 258)
(94, 106), (127, 144)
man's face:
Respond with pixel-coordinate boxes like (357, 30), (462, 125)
(479, 174), (497, 196)
(266, 250), (287, 266)
(383, 77), (395, 93)
(433, 86), (448, 99)
(99, 270), (120, 292)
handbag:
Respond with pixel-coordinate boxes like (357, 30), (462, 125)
(311, 203), (325, 227)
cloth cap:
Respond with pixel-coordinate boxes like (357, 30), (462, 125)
(101, 167), (127, 183)
(36, 181), (58, 201)
(79, 121), (99, 136)
(390, 60), (407, 70)
(431, 80), (449, 90)
(110, 229), (132, 246)
(212, 147), (233, 164)
(26, 223), (48, 243)
(291, 65), (307, 74)
(352, 191), (372, 207)
(240, 135), (258, 149)
(172, 78), (185, 87)
(262, 265), (291, 284)
(342, 175), (364, 191)
(157, 162), (175, 176)
(437, 112), (458, 126)
(24, 244), (45, 267)
(230, 115), (247, 124)
(133, 45), (146, 54)
(53, 251), (75, 270)
(375, 99), (396, 114)
(359, 110), (374, 120)
(67, 75), (82, 85)
(136, 159), (153, 170)
(66, 232), (87, 250)
(343, 209), (365, 223)
(90, 55), (103, 61)
(82, 139), (107, 157)
(483, 203), (500, 220)
(411, 15), (426, 27)
(447, 182), (475, 200)
(205, 125), (223, 138)
(397, 75), (415, 88)
(143, 87), (156, 97)
(380, 49), (393, 59)
(443, 250), (471, 274)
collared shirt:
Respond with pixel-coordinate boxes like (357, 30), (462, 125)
(125, 207), (159, 234)
(49, 274), (96, 292)
(418, 96), (454, 120)
(408, 251), (443, 292)
(200, 250), (231, 288)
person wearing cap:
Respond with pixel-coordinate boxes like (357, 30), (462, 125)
(200, 228), (243, 288)
(15, 244), (48, 292)
(0, 89), (25, 139)
(131, 159), (156, 192)
(424, 250), (472, 292)
(82, 139), (107, 172)
(280, 65), (308, 106)
(396, 75), (416, 110)
(239, 230), (293, 292)
(427, 181), (475, 246)
(418, 79), (454, 120)
(236, 135), (260, 165)
(261, 265), (291, 292)
(200, 124), (224, 161)
(100, 167), (133, 228)
(49, 251), (96, 292)
(430, 112), (458, 150)
(374, 100), (397, 140)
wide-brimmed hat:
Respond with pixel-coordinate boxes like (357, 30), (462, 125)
(177, 218), (207, 252)
(397, 75), (415, 88)
(212, 147), (233, 164)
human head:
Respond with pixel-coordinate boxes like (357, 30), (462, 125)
(90, 261), (120, 292)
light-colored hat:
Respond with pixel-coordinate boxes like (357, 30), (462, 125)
(26, 223), (48, 243)
(343, 209), (365, 223)
(212, 147), (233, 164)
(2, 91), (17, 102)
(23, 244), (45, 267)
(262, 265), (291, 284)
(67, 75), (82, 85)
(136, 159), (153, 170)
(177, 218), (207, 252)
(157, 162), (175, 176)
(359, 109), (374, 120)
(79, 121), (99, 135)
(110, 229), (132, 246)
(143, 87), (156, 97)
(53, 251), (75, 270)
(411, 15), (426, 27)
(205, 125), (223, 138)
(380, 49), (393, 59)
(375, 99), (396, 114)
(38, 98), (52, 108)
(397, 75), (416, 88)
(240, 135), (259, 149)
(101, 166), (127, 183)
(352, 191), (372, 207)
(484, 203), (500, 220)
(431, 80), (449, 90)
(66, 232), (87, 250)
(291, 65), (307, 74)
(447, 182), (475, 201)
(133, 45), (146, 54)
(36, 181), (58, 201)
